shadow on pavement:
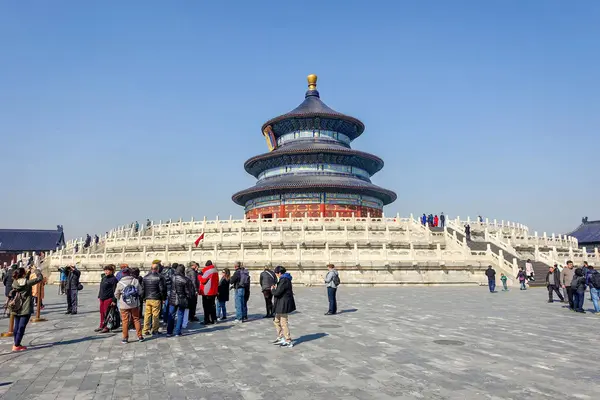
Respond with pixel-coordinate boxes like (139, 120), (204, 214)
(294, 332), (328, 346)
(338, 308), (358, 314)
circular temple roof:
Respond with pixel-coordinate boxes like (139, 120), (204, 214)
(244, 141), (385, 178)
(232, 175), (397, 206)
(261, 75), (365, 140)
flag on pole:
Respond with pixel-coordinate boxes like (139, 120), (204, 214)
(194, 233), (205, 247)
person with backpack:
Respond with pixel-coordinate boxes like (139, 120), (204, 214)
(114, 268), (144, 343)
(516, 267), (527, 290)
(260, 265), (277, 318)
(230, 261), (250, 323)
(96, 264), (118, 333)
(271, 266), (296, 348)
(217, 268), (230, 320)
(324, 264), (340, 315)
(199, 260), (219, 325)
(8, 266), (44, 352)
(65, 265), (81, 314)
(142, 262), (166, 336)
(587, 266), (600, 313)
(571, 268), (587, 313)
(167, 265), (191, 337)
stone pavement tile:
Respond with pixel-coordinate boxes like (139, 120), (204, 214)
(2, 286), (600, 399)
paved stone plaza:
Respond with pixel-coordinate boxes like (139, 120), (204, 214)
(0, 285), (598, 400)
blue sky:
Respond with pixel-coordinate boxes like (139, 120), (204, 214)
(1, 1), (598, 240)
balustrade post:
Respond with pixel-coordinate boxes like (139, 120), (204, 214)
(543, 232), (548, 246)
(569, 247), (574, 260)
(534, 245), (540, 260)
(552, 246), (557, 260)
(484, 228), (489, 241)
(240, 243), (245, 263)
(512, 258), (519, 277)
(296, 243), (300, 265)
(498, 249), (504, 266)
(486, 243), (492, 257)
(582, 247), (588, 261)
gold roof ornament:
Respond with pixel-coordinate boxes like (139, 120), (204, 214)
(307, 74), (318, 90)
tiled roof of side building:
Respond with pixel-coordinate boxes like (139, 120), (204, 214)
(0, 228), (66, 252)
(568, 220), (600, 244)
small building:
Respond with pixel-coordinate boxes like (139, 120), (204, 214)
(0, 226), (66, 264)
(568, 217), (600, 249)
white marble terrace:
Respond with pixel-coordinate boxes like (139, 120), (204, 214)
(23, 215), (597, 287)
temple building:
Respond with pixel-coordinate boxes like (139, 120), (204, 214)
(232, 74), (397, 219)
(568, 217), (600, 249)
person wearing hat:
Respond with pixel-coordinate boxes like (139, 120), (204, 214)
(115, 263), (129, 281)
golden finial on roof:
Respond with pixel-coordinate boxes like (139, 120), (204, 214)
(307, 74), (318, 90)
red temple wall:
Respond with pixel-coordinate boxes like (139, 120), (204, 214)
(245, 204), (382, 219)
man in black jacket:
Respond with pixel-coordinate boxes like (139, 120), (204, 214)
(142, 263), (166, 335)
(545, 265), (565, 303)
(186, 262), (200, 322)
(260, 266), (277, 318)
(65, 265), (81, 314)
(485, 265), (496, 293)
(166, 265), (190, 337)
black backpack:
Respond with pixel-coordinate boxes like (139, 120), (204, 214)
(590, 272), (600, 290)
(333, 272), (341, 286)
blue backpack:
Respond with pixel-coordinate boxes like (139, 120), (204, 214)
(122, 281), (139, 306)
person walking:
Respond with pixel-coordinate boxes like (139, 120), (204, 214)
(65, 265), (81, 314)
(167, 265), (191, 336)
(199, 260), (219, 325)
(516, 267), (527, 290)
(217, 268), (230, 320)
(561, 261), (576, 310)
(465, 224), (471, 241)
(271, 266), (296, 348)
(142, 262), (166, 335)
(571, 268), (587, 313)
(500, 273), (508, 291)
(114, 268), (143, 343)
(8, 266), (44, 352)
(485, 265), (496, 293)
(230, 261), (250, 322)
(324, 264), (340, 315)
(545, 265), (565, 303)
(525, 259), (535, 283)
(440, 212), (446, 229)
(259, 265), (277, 318)
(185, 262), (200, 322)
(587, 266), (600, 314)
(96, 265), (117, 333)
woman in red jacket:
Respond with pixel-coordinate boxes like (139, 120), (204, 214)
(199, 260), (219, 325)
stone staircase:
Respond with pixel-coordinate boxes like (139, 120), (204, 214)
(447, 227), (547, 287)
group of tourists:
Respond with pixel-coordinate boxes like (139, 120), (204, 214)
(545, 260), (600, 314)
(421, 213), (445, 228)
(90, 260), (340, 349)
(484, 260), (600, 315)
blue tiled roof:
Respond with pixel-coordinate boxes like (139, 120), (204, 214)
(568, 220), (600, 244)
(0, 228), (65, 252)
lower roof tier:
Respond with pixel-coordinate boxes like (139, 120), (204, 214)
(232, 174), (397, 206)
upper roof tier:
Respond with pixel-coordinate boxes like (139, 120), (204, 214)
(261, 74), (365, 141)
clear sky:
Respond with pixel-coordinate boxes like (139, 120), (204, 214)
(1, 1), (598, 240)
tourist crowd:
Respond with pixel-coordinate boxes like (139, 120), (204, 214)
(421, 213), (445, 228)
(2, 259), (341, 352)
(483, 260), (600, 314)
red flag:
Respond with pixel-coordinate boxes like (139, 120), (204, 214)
(194, 233), (205, 247)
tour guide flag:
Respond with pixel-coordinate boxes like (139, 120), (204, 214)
(194, 233), (205, 247)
